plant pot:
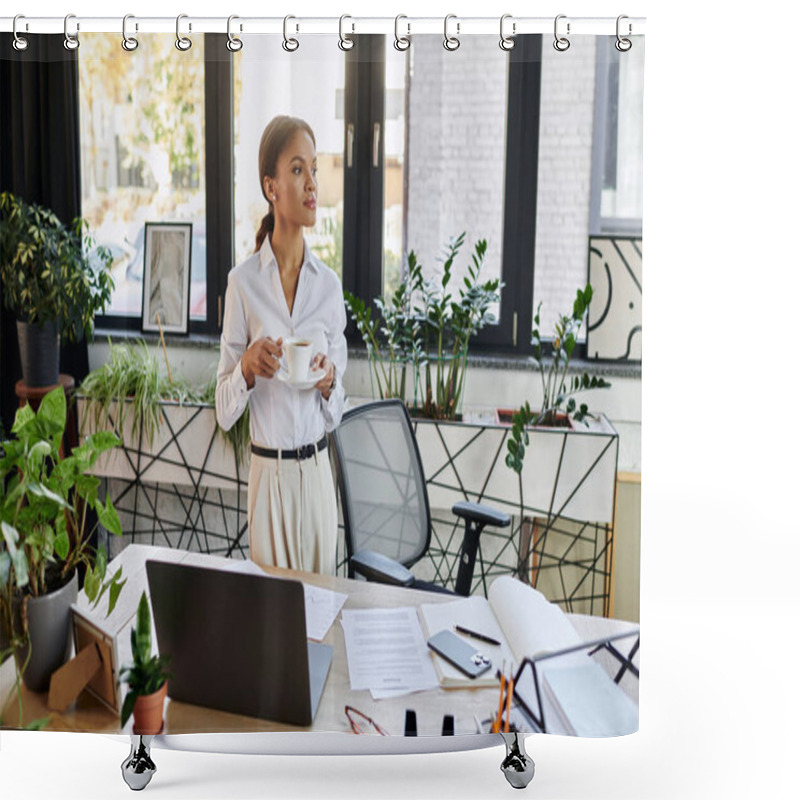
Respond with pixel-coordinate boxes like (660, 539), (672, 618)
(14, 570), (78, 692)
(16, 319), (60, 388)
(133, 681), (168, 735)
(495, 408), (572, 428)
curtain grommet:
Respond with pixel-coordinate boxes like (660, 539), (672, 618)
(226, 15), (243, 52)
(338, 14), (355, 51)
(63, 14), (80, 51)
(175, 13), (192, 51)
(553, 14), (571, 52)
(499, 14), (516, 51)
(443, 14), (460, 51)
(12, 14), (29, 52)
(121, 14), (139, 51)
(615, 15), (633, 52)
(283, 15), (299, 52)
(394, 15), (410, 51)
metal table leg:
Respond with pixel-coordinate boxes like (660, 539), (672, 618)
(121, 735), (157, 791)
(499, 732), (535, 789)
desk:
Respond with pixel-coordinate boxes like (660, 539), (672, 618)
(2, 545), (638, 737)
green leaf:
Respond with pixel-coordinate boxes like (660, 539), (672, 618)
(0, 552), (11, 588)
(27, 482), (68, 508)
(106, 572), (127, 616)
(25, 717), (51, 731)
(36, 386), (67, 440)
(135, 592), (152, 663)
(75, 474), (100, 507)
(83, 567), (100, 603)
(120, 690), (136, 729)
(85, 430), (121, 454)
(1, 521), (28, 589)
(98, 495), (122, 537)
(53, 526), (70, 561)
(11, 403), (36, 436)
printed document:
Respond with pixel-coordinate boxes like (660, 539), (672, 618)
(341, 607), (439, 696)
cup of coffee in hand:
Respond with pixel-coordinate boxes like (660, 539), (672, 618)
(284, 338), (313, 383)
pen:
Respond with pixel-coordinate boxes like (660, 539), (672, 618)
(455, 625), (501, 647)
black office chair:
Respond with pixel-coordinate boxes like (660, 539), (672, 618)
(329, 399), (511, 596)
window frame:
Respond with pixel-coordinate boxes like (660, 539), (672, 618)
(92, 34), (233, 335)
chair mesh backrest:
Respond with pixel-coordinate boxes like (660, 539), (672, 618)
(332, 400), (430, 571)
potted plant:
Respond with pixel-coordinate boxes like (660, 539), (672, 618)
(120, 591), (171, 735)
(0, 192), (114, 387)
(345, 232), (500, 420)
(0, 386), (126, 706)
(78, 338), (251, 470)
(505, 284), (612, 472)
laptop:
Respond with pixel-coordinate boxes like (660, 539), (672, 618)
(146, 559), (333, 727)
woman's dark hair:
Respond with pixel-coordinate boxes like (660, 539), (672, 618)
(254, 115), (317, 253)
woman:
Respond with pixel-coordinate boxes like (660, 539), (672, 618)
(215, 115), (346, 576)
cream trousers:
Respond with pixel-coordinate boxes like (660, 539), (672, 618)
(247, 446), (337, 576)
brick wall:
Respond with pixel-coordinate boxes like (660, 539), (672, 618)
(406, 37), (508, 293)
(406, 35), (599, 336)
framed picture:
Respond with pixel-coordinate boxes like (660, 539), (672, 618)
(141, 222), (192, 335)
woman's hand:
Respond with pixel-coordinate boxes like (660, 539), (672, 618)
(312, 353), (336, 400)
(241, 337), (283, 388)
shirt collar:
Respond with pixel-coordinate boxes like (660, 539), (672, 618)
(259, 234), (319, 274)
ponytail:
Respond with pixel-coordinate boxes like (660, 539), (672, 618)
(254, 210), (275, 253)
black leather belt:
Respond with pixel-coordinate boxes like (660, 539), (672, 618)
(251, 436), (327, 461)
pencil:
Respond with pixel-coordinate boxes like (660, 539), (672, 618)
(504, 675), (514, 733)
(493, 671), (506, 734)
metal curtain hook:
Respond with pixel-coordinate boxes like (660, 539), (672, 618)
(226, 15), (243, 52)
(338, 14), (354, 51)
(283, 15), (299, 52)
(499, 14), (516, 51)
(12, 14), (29, 52)
(616, 14), (632, 51)
(176, 13), (192, 51)
(394, 14), (410, 51)
(122, 14), (139, 51)
(64, 14), (80, 50)
(443, 14), (460, 51)
(554, 14), (570, 52)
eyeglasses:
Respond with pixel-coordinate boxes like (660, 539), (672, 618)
(345, 705), (389, 736)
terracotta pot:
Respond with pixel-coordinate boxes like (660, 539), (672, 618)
(132, 681), (168, 735)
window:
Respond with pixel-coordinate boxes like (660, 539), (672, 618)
(232, 35), (345, 275)
(77, 33), (642, 357)
(590, 36), (645, 234)
(79, 34), (208, 326)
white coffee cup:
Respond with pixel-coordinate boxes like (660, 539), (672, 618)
(283, 338), (313, 383)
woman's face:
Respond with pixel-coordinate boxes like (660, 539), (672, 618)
(264, 129), (318, 230)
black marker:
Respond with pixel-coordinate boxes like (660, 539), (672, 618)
(455, 625), (501, 647)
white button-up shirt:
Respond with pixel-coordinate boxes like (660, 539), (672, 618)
(215, 236), (347, 449)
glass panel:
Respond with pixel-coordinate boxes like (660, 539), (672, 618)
(382, 42), (408, 300)
(78, 34), (207, 320)
(534, 37), (644, 340)
(233, 36), (345, 275)
(404, 37), (508, 320)
(600, 40), (645, 222)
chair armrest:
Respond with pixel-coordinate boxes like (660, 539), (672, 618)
(452, 501), (511, 529)
(351, 550), (415, 587)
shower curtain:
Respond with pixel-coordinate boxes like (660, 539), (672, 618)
(1, 21), (643, 747)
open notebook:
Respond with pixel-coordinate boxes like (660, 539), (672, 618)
(420, 576), (638, 736)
